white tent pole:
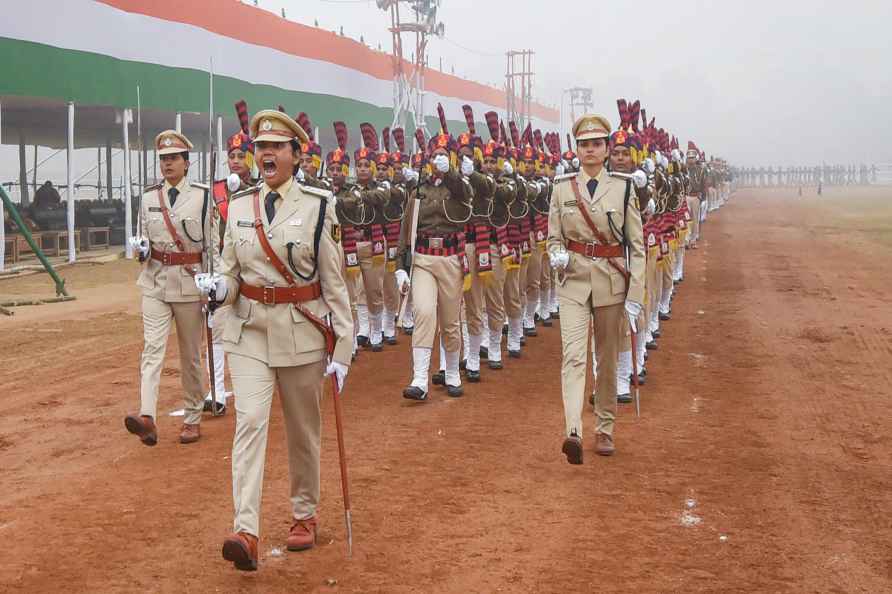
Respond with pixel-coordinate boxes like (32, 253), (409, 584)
(123, 109), (134, 259)
(0, 99), (4, 272)
(66, 102), (76, 263)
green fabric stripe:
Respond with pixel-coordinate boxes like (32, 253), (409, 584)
(0, 37), (484, 138)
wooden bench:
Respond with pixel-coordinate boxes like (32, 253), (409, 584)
(3, 235), (19, 264)
(15, 231), (49, 258)
(83, 227), (110, 251)
(41, 230), (81, 257)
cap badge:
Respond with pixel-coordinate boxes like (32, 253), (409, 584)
(261, 120), (273, 132)
(163, 137), (173, 147)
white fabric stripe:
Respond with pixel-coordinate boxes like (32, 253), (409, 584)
(1, 0), (556, 126)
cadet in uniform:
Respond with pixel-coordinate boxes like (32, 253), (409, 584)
(547, 114), (645, 463)
(124, 130), (217, 446)
(354, 124), (391, 351)
(204, 100), (257, 415)
(398, 105), (474, 400)
(196, 110), (353, 571)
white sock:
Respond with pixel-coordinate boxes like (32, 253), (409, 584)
(357, 304), (370, 337)
(438, 334), (447, 371)
(467, 334), (482, 372)
(445, 350), (462, 386)
(617, 350), (632, 395)
(488, 327), (503, 362)
(411, 347), (431, 390)
(370, 311), (383, 346)
(383, 307), (396, 338)
(508, 317), (523, 351)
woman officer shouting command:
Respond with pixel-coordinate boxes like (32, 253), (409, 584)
(196, 110), (353, 571)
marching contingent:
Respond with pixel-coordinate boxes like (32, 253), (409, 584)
(121, 96), (733, 571)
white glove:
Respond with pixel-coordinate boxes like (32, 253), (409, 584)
(571, 157), (580, 169)
(379, 180), (391, 191)
(195, 272), (228, 302)
(227, 173), (241, 192)
(555, 163), (565, 176)
(128, 236), (150, 258)
(503, 161), (514, 175)
(402, 167), (419, 182)
(643, 158), (655, 174)
(632, 170), (648, 189)
(395, 269), (411, 295)
(433, 154), (450, 173)
(624, 300), (643, 333)
(549, 249), (569, 270)
(461, 156), (474, 176)
(325, 361), (349, 392)
(644, 198), (656, 216)
(295, 167), (305, 182)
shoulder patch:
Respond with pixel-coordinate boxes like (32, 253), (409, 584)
(231, 183), (262, 201)
(331, 223), (341, 243)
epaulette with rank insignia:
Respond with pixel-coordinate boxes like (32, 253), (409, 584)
(145, 182), (162, 192)
(298, 182), (335, 205)
(191, 182), (210, 190)
(553, 173), (576, 184)
(230, 182), (262, 201)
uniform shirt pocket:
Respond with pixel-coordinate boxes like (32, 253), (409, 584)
(290, 305), (326, 354)
(223, 296), (252, 344)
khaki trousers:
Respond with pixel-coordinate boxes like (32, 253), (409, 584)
(139, 295), (205, 424)
(357, 241), (384, 315)
(465, 244), (508, 335)
(503, 264), (523, 320)
(525, 244), (543, 307)
(410, 252), (464, 352)
(560, 299), (624, 437)
(539, 253), (552, 302)
(482, 246), (507, 332)
(686, 196), (701, 243)
(645, 253), (660, 330)
(229, 353), (325, 537)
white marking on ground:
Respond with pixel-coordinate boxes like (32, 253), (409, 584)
(688, 353), (707, 367)
(697, 310), (706, 315)
(690, 397), (703, 413)
(267, 547), (285, 558)
(168, 409), (185, 417)
(680, 491), (702, 527)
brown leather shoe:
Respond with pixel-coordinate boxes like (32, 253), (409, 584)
(561, 434), (583, 465)
(179, 423), (200, 444)
(286, 516), (318, 551)
(124, 414), (157, 446)
(595, 432), (615, 456)
(222, 531), (258, 571)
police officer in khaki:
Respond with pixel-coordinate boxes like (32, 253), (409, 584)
(124, 130), (217, 446)
(195, 110), (353, 571)
(547, 114), (645, 463)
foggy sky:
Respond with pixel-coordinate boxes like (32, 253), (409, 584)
(3, 0), (890, 188)
(274, 0), (892, 167)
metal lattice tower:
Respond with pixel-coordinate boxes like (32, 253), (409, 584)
(505, 50), (534, 129)
(377, 0), (444, 148)
(567, 87), (593, 124)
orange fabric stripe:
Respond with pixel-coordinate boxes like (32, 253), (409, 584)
(96, 0), (558, 122)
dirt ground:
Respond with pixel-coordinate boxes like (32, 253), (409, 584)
(1, 185), (891, 593)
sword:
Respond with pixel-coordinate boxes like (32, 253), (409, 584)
(204, 58), (221, 416)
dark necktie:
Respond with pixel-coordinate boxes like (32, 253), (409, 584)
(168, 187), (179, 207)
(265, 191), (279, 223)
(586, 178), (598, 198)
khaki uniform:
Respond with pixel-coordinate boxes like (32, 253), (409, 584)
(461, 170), (496, 370)
(399, 167), (472, 390)
(220, 176), (353, 537)
(502, 176), (530, 351)
(137, 177), (217, 425)
(547, 168), (645, 437)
